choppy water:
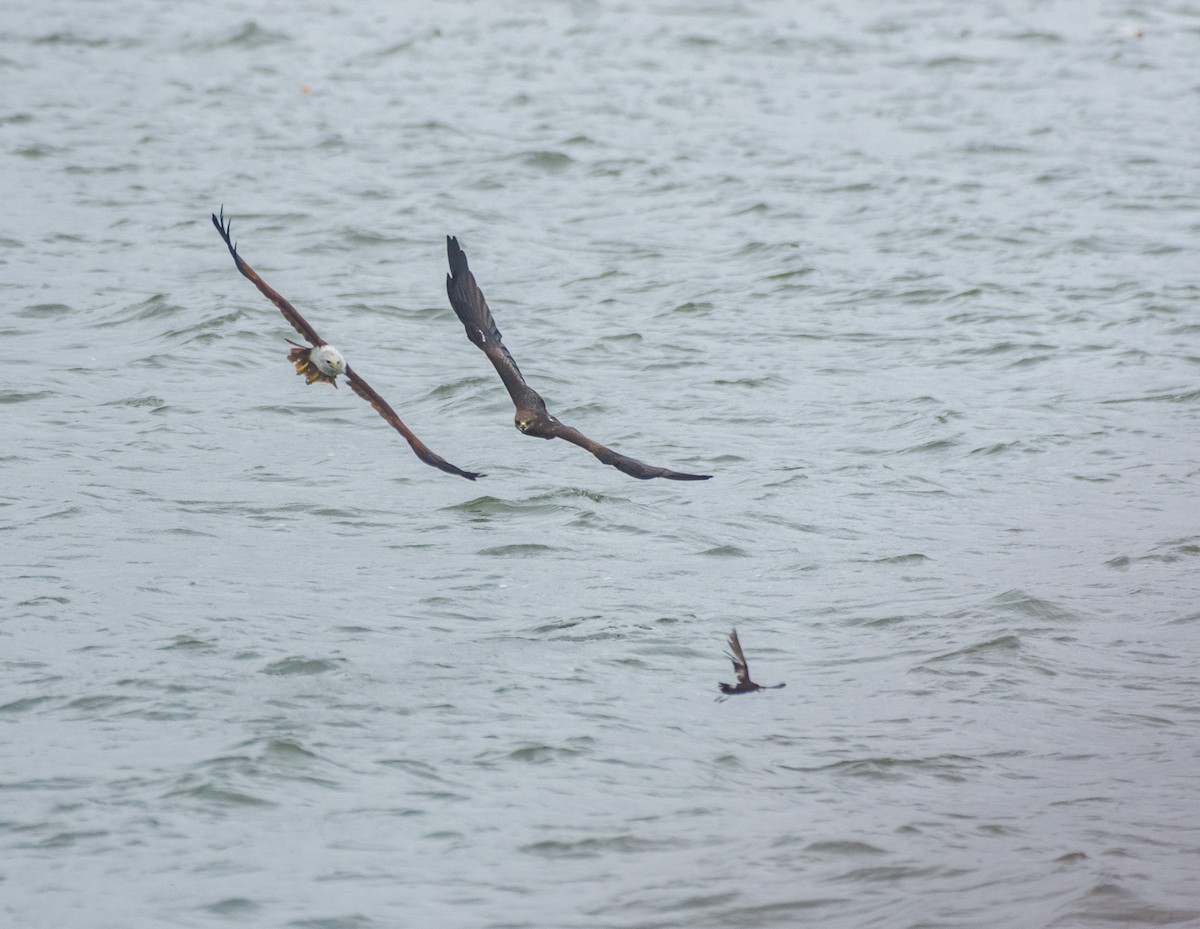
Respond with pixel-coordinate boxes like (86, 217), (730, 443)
(4, 1), (1200, 926)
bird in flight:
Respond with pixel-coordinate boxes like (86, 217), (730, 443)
(717, 629), (785, 701)
(444, 236), (712, 481)
(211, 208), (483, 481)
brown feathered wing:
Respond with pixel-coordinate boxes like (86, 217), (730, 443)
(212, 207), (325, 348)
(726, 629), (752, 686)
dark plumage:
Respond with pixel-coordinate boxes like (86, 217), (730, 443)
(444, 236), (712, 481)
(212, 208), (483, 481)
(717, 629), (785, 701)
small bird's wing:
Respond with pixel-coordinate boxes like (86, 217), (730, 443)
(546, 421), (712, 481)
(343, 366), (483, 481)
(725, 629), (751, 685)
(212, 207), (325, 348)
(445, 235), (548, 416)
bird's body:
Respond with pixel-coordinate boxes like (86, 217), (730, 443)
(717, 629), (785, 701)
(211, 208), (483, 481)
(444, 235), (712, 481)
(287, 341), (345, 386)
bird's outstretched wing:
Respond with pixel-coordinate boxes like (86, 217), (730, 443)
(344, 367), (483, 481)
(549, 422), (712, 481)
(725, 629), (752, 685)
(212, 207), (325, 348)
(445, 235), (548, 416)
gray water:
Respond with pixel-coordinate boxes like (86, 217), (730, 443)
(4, 1), (1200, 926)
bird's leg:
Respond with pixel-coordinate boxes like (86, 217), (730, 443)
(286, 342), (336, 387)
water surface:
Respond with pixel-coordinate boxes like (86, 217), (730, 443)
(3, 1), (1200, 927)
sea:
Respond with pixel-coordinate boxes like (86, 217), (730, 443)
(3, 1), (1200, 926)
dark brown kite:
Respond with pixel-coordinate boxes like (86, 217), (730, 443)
(717, 629), (785, 701)
(444, 236), (712, 481)
(212, 208), (483, 480)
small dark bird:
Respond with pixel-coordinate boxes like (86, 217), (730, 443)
(717, 629), (785, 701)
(211, 208), (483, 480)
(444, 236), (712, 481)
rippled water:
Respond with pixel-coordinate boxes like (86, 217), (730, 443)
(4, 1), (1200, 926)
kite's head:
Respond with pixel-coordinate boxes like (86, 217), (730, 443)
(515, 415), (546, 436)
(311, 345), (346, 378)
(514, 410), (554, 438)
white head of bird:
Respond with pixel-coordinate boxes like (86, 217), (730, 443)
(311, 345), (346, 377)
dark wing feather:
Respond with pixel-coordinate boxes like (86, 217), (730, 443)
(343, 367), (483, 481)
(212, 207), (325, 348)
(445, 235), (547, 415)
(547, 422), (712, 481)
(726, 629), (751, 685)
